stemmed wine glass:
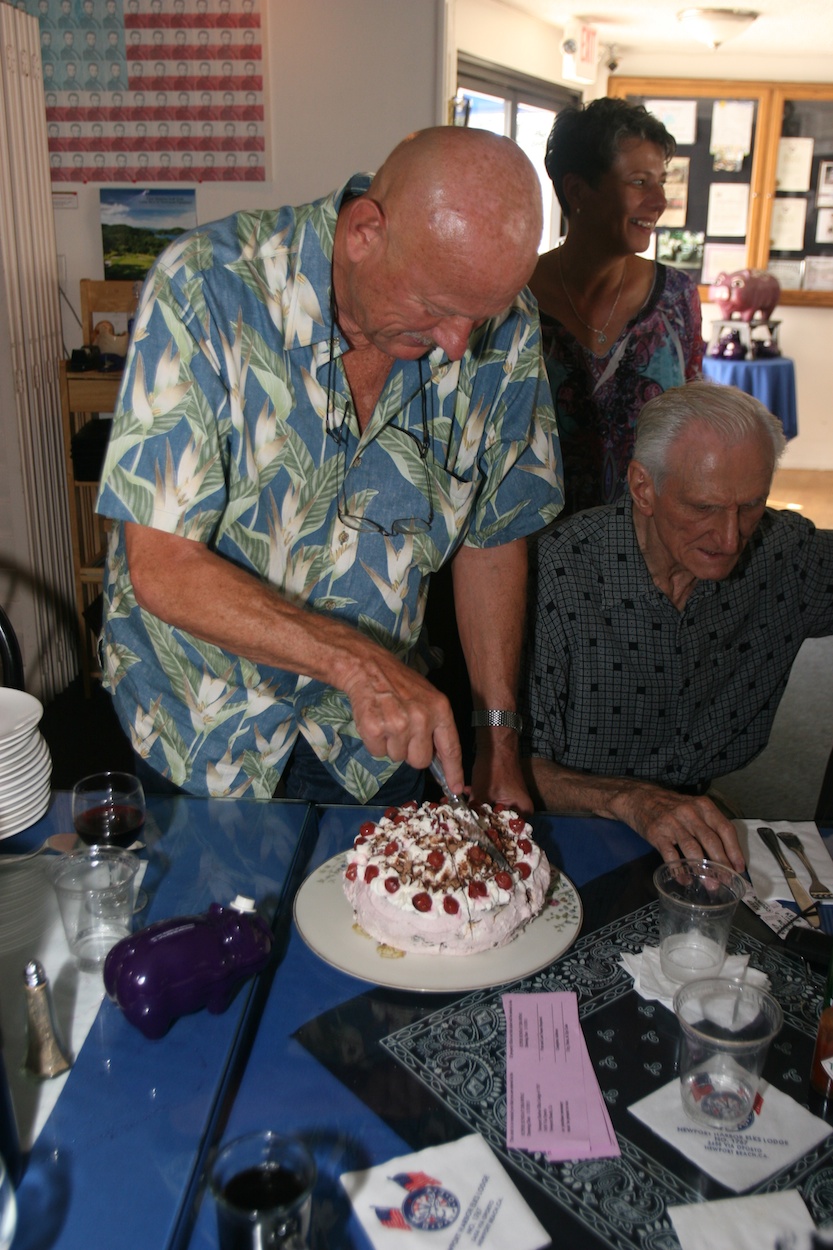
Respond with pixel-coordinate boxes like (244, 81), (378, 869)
(71, 772), (147, 910)
(72, 771), (145, 848)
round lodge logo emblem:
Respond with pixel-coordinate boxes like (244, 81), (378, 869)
(374, 1170), (461, 1232)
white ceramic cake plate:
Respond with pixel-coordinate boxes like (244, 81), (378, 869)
(293, 852), (583, 993)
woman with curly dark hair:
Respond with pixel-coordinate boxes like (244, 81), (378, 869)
(531, 97), (703, 515)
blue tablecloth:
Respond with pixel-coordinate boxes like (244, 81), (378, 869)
(7, 801), (831, 1250)
(3, 794), (317, 1250)
(182, 810), (833, 1250)
(702, 356), (797, 439)
(183, 808), (655, 1250)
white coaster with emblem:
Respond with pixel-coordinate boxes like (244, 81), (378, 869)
(340, 1133), (549, 1249)
(629, 1078), (832, 1192)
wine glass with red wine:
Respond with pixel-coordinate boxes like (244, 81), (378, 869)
(72, 772), (147, 909)
(72, 772), (145, 848)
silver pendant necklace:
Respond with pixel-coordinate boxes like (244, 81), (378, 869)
(557, 248), (626, 347)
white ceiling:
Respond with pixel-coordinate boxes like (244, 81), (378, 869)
(499, 0), (833, 58)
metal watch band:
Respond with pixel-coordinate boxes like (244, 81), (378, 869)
(470, 709), (523, 732)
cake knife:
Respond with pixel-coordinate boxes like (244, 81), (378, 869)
(428, 756), (512, 873)
(757, 825), (820, 928)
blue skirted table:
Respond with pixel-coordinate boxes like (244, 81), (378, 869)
(702, 355), (798, 439)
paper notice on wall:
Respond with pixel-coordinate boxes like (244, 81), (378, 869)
(775, 136), (814, 192)
(646, 99), (697, 146)
(710, 100), (754, 171)
(706, 183), (750, 236)
(662, 156), (690, 227)
(701, 242), (746, 285)
(770, 198), (807, 251)
(815, 208), (833, 245)
(710, 100), (754, 157)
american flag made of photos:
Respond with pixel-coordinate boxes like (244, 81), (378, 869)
(21, 0), (264, 182)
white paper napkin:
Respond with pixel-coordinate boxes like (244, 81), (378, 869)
(620, 946), (770, 1010)
(668, 1191), (816, 1250)
(630, 1078), (832, 1192)
(340, 1133), (549, 1249)
(736, 820), (833, 904)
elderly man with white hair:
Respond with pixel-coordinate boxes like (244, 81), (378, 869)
(522, 381), (833, 869)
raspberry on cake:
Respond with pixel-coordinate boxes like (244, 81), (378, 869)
(342, 800), (551, 956)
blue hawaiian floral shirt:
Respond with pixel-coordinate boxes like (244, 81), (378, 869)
(96, 174), (563, 799)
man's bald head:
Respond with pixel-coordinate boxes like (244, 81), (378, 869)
(335, 127), (543, 361)
(369, 126), (542, 283)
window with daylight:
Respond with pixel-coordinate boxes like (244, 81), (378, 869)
(455, 55), (580, 253)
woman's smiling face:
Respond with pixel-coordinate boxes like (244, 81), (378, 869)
(582, 137), (669, 254)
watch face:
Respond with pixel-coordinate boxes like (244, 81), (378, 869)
(403, 1185), (460, 1231)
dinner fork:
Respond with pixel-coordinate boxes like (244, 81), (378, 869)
(0, 832), (77, 866)
(777, 831), (833, 899)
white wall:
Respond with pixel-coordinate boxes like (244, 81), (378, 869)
(56, 0), (444, 355)
(454, 0), (565, 85)
(611, 50), (833, 85)
(454, 1), (833, 469)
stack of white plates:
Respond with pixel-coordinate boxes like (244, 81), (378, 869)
(0, 689), (52, 838)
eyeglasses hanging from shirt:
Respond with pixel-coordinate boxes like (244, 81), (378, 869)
(325, 354), (435, 537)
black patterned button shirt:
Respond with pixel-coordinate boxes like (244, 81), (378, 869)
(522, 497), (833, 793)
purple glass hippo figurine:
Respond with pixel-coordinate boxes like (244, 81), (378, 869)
(104, 898), (272, 1039)
(708, 268), (780, 322)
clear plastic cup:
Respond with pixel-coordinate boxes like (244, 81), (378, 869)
(673, 976), (783, 1130)
(653, 859), (746, 983)
(48, 848), (139, 971)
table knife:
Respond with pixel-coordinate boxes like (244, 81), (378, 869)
(757, 825), (820, 928)
(428, 756), (512, 873)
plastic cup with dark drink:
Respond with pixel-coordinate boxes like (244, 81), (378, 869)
(209, 1132), (315, 1250)
(72, 772), (145, 849)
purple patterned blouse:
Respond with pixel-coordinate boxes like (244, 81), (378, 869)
(539, 263), (703, 516)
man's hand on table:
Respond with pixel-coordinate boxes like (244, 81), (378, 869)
(618, 785), (745, 872)
(525, 756), (745, 871)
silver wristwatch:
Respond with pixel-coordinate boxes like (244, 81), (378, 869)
(470, 709), (523, 732)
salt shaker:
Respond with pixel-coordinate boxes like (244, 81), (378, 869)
(22, 961), (71, 1080)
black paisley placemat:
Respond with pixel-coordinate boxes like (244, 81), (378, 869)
(296, 892), (833, 1249)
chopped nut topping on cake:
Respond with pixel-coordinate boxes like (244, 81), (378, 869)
(343, 800), (551, 956)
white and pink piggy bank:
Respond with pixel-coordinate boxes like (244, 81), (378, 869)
(708, 268), (780, 322)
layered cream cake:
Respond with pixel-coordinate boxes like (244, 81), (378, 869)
(342, 800), (551, 956)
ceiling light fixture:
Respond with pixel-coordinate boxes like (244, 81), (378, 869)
(677, 7), (759, 48)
